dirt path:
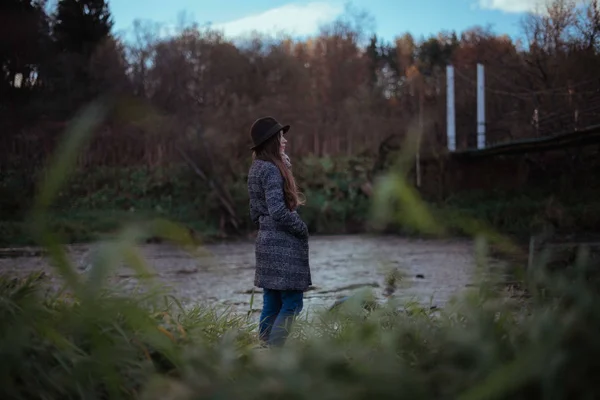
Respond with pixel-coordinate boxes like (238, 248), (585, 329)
(0, 235), (479, 314)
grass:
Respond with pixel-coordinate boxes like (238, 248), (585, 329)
(0, 272), (256, 399)
(2, 245), (600, 399)
(3, 99), (600, 399)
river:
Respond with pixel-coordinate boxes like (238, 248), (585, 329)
(0, 235), (483, 315)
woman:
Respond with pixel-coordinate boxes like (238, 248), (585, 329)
(247, 116), (311, 347)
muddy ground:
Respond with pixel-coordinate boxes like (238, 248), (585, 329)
(0, 235), (484, 315)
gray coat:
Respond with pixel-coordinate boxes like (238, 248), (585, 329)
(248, 159), (311, 291)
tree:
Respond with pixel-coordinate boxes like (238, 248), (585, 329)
(50, 0), (114, 111)
(53, 0), (112, 56)
(365, 34), (379, 88)
(0, 0), (49, 96)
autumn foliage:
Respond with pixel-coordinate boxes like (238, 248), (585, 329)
(2, 1), (600, 170)
(2, 1), (600, 242)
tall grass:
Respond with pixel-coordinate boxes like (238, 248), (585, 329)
(1, 100), (600, 399)
(3, 250), (599, 399)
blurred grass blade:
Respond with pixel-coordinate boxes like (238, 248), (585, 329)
(83, 218), (200, 299)
(32, 100), (110, 220)
(370, 121), (444, 235)
(371, 172), (444, 235)
(30, 100), (110, 291)
(458, 353), (537, 400)
(441, 209), (522, 256)
(84, 224), (148, 297)
(147, 218), (201, 254)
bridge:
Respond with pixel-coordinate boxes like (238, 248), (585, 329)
(453, 123), (600, 158)
(445, 64), (600, 158)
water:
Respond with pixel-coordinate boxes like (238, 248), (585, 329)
(0, 235), (479, 314)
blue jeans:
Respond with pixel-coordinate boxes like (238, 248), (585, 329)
(258, 288), (304, 347)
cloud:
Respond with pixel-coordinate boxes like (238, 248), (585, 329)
(212, 2), (344, 38)
(476, 0), (584, 14)
(477, 0), (544, 13)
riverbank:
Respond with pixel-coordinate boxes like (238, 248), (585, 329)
(2, 163), (600, 247)
(2, 192), (599, 247)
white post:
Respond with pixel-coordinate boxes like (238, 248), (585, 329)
(446, 65), (456, 152)
(416, 86), (423, 187)
(477, 63), (486, 149)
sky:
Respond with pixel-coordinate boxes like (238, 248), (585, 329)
(108, 0), (550, 43)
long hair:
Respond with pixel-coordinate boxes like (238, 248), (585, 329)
(253, 133), (305, 210)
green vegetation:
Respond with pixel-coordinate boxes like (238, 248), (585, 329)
(3, 158), (599, 246)
(0, 159), (372, 245)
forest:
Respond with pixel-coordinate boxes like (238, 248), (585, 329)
(2, 0), (600, 244)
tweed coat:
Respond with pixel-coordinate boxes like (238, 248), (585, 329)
(247, 159), (311, 291)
